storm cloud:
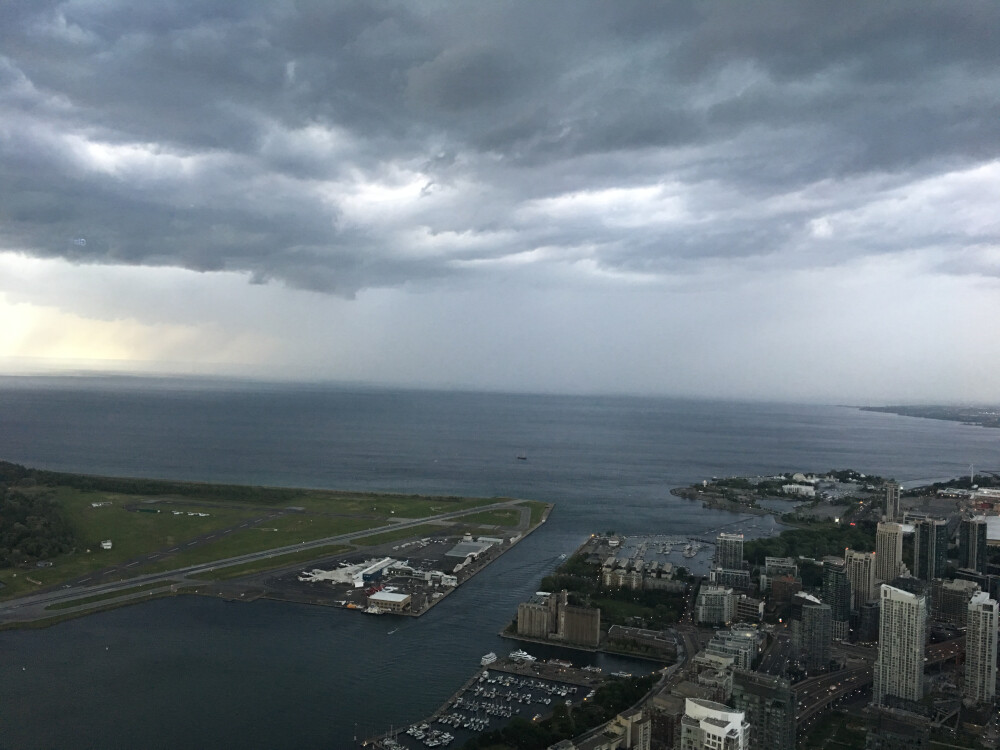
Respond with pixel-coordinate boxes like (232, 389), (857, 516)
(2, 1), (999, 399)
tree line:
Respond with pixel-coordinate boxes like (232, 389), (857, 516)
(0, 487), (77, 567)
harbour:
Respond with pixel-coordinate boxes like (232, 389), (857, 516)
(361, 655), (622, 749)
(3, 386), (998, 748)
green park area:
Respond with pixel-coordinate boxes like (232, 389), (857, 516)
(0, 461), (532, 598)
(352, 524), (445, 547)
(188, 544), (351, 581)
(458, 507), (523, 527)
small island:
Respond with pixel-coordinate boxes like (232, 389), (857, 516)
(0, 461), (551, 626)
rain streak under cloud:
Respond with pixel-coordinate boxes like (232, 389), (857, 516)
(1, 1), (999, 401)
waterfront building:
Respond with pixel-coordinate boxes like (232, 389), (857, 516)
(558, 601), (601, 648)
(781, 483), (815, 498)
(875, 522), (904, 583)
(715, 533), (744, 572)
(517, 593), (554, 638)
(516, 590), (600, 647)
(964, 591), (999, 706)
(730, 671), (796, 750)
(695, 585), (735, 626)
(883, 481), (901, 522)
(601, 558), (684, 592)
(930, 578), (980, 627)
(913, 519), (948, 582)
(874, 581), (928, 706)
(959, 516), (989, 575)
(366, 590), (411, 613)
(846, 549), (877, 611)
(800, 601), (832, 671)
(822, 557), (851, 640)
(680, 698), (749, 750)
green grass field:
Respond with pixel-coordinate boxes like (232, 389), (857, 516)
(351, 524), (445, 547)
(455, 508), (522, 527)
(1, 463), (552, 602)
(188, 544), (351, 581)
(136, 514), (379, 575)
(0, 489), (267, 597)
(1, 479), (523, 597)
(519, 501), (548, 526)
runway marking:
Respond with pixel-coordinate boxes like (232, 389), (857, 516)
(126, 562), (139, 567)
(186, 541), (197, 546)
(223, 529), (233, 534)
(169, 548), (179, 552)
(80, 578), (91, 583)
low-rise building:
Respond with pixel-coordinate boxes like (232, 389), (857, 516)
(760, 557), (799, 592)
(601, 557), (683, 592)
(367, 591), (411, 613)
(782, 484), (815, 498)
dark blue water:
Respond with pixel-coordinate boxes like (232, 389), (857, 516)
(1, 378), (997, 749)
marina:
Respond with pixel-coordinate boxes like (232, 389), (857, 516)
(362, 657), (611, 749)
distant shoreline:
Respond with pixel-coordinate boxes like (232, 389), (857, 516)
(860, 404), (1000, 429)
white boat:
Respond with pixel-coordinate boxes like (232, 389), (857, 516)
(509, 649), (536, 662)
(481, 652), (498, 665)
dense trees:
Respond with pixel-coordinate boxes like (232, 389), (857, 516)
(743, 522), (877, 566)
(0, 488), (76, 567)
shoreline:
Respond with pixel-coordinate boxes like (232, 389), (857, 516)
(670, 486), (775, 516)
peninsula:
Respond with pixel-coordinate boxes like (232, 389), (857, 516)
(0, 461), (551, 626)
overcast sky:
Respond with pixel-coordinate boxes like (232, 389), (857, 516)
(2, 1), (999, 401)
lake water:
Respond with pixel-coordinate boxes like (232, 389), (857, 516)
(1, 378), (997, 748)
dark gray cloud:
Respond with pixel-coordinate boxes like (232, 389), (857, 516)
(2, 0), (999, 297)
